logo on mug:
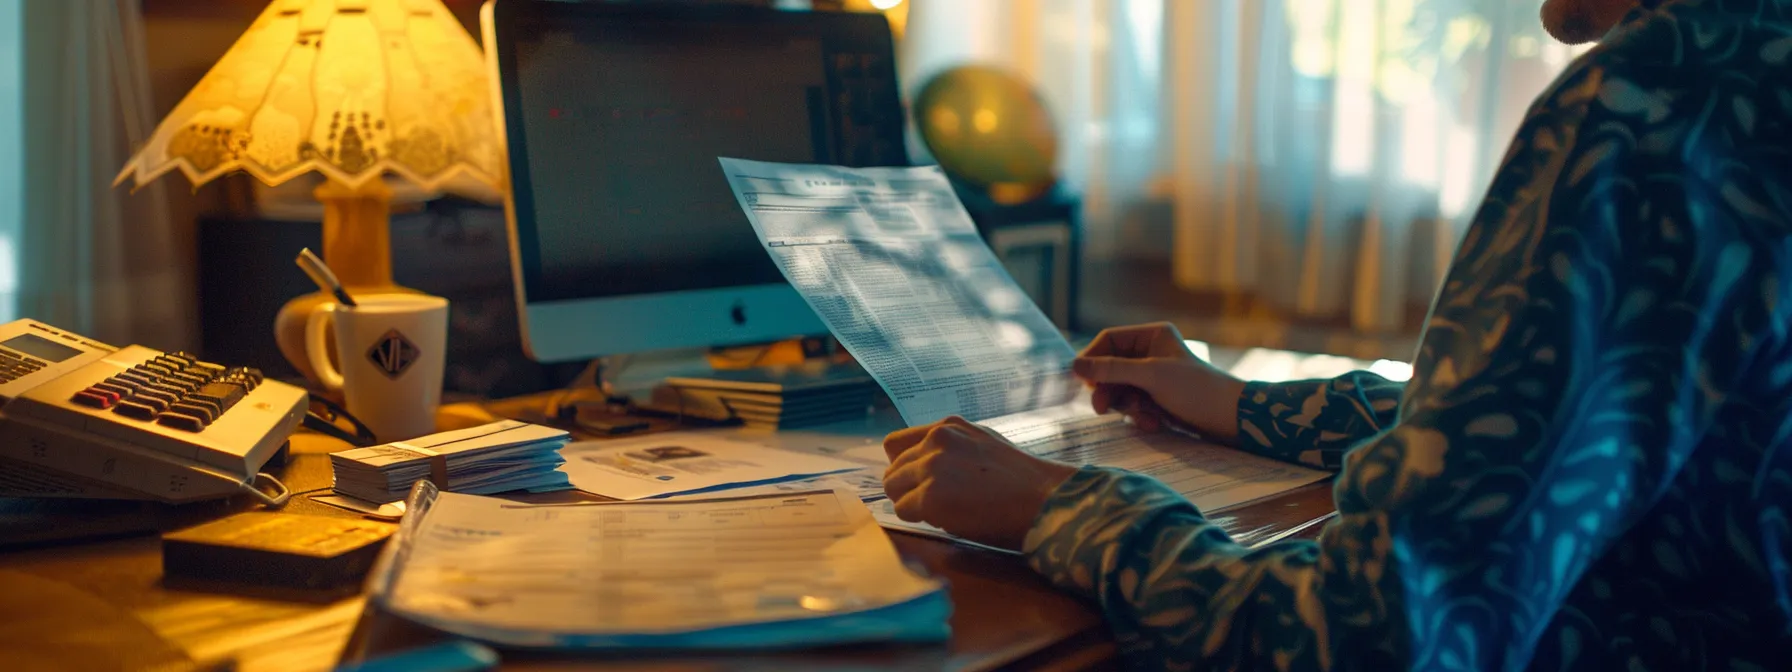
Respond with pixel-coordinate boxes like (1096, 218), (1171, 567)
(368, 329), (420, 380)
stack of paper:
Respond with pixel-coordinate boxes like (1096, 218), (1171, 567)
(367, 482), (951, 649)
(558, 433), (865, 500)
(331, 420), (572, 503)
(648, 362), (879, 429)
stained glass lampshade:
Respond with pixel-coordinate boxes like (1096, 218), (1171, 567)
(114, 0), (503, 383)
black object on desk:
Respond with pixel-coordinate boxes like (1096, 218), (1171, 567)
(162, 512), (395, 592)
(955, 183), (1083, 332)
(197, 201), (587, 399)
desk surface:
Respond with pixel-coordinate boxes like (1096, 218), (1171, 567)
(0, 405), (1337, 672)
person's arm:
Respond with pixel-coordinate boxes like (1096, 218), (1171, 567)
(1233, 371), (1406, 470)
(1024, 76), (1774, 669)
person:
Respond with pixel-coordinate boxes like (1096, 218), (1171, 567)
(879, 0), (1792, 668)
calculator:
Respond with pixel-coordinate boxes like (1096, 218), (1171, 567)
(0, 319), (307, 504)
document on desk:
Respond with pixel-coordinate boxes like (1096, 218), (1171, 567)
(367, 482), (950, 649)
(559, 433), (866, 500)
(719, 158), (1331, 532)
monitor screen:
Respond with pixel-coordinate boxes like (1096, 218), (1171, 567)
(506, 7), (907, 304)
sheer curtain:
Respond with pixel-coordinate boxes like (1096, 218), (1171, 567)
(0, 0), (19, 322)
(900, 0), (1587, 333)
(13, 0), (191, 347)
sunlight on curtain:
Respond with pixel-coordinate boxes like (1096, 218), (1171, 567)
(901, 0), (1591, 334)
(15, 0), (190, 347)
(0, 0), (20, 324)
(1172, 0), (1591, 332)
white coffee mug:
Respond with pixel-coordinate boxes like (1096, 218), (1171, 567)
(304, 294), (448, 441)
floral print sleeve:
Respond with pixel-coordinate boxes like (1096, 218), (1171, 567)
(1234, 372), (1406, 470)
(1022, 1), (1792, 669)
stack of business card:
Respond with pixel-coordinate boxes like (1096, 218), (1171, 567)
(331, 420), (572, 503)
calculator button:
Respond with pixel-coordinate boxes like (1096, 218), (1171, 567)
(137, 388), (179, 407)
(155, 412), (206, 432)
(170, 401), (218, 424)
(93, 381), (132, 399)
(118, 371), (156, 387)
(112, 400), (159, 420)
(72, 391), (113, 409)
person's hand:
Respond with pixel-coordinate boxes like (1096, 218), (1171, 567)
(1074, 322), (1246, 444)
(882, 416), (1079, 551)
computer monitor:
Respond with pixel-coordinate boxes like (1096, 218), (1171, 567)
(484, 0), (909, 362)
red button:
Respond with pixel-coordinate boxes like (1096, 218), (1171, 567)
(71, 391), (113, 409)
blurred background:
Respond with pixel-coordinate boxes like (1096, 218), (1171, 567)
(0, 0), (1589, 393)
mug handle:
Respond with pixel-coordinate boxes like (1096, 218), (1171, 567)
(305, 303), (346, 392)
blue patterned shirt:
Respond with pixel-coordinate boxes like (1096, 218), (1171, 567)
(1023, 1), (1792, 669)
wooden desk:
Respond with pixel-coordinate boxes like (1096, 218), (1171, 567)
(0, 419), (1336, 671)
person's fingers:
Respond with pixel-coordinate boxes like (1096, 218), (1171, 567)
(887, 422), (972, 476)
(882, 449), (937, 499)
(939, 415), (979, 430)
(892, 481), (931, 522)
(1073, 356), (1161, 388)
(883, 423), (935, 461)
(1078, 330), (1116, 359)
(1117, 394), (1172, 432)
(1078, 323), (1165, 358)
(1091, 384), (1112, 414)
(1134, 409), (1163, 433)
(1145, 321), (1185, 351)
(1117, 386), (1140, 412)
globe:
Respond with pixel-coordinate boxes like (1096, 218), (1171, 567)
(913, 65), (1059, 204)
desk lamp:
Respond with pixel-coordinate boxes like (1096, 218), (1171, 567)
(115, 0), (502, 383)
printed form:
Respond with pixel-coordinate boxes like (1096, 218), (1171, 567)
(719, 159), (1330, 544)
(380, 488), (946, 643)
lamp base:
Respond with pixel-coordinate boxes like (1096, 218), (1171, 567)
(271, 178), (414, 387)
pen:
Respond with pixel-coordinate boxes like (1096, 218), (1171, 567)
(295, 247), (358, 308)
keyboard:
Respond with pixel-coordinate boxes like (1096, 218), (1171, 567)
(0, 319), (307, 503)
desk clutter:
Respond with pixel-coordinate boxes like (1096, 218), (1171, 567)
(645, 362), (880, 430)
(330, 420), (572, 504)
(0, 318), (307, 505)
(366, 481), (950, 649)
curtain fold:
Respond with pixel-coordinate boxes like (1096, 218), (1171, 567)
(17, 0), (192, 348)
(901, 0), (1587, 334)
(0, 1), (18, 322)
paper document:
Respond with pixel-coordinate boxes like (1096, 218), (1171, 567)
(368, 484), (950, 649)
(560, 433), (865, 500)
(866, 498), (1016, 554)
(982, 401), (1329, 508)
(719, 158), (1077, 425)
(720, 159), (1332, 537)
(663, 474), (881, 502)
